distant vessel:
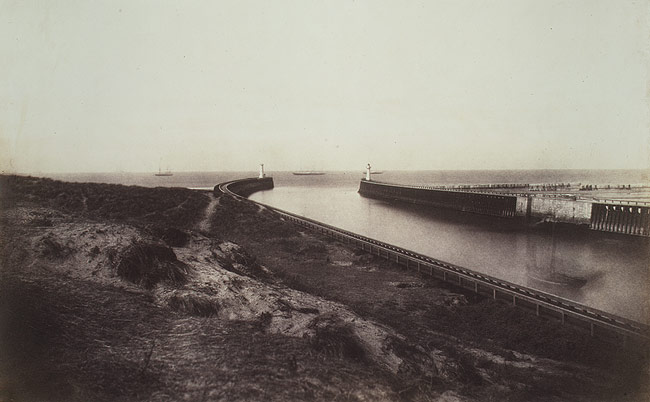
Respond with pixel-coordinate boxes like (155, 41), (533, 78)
(155, 159), (173, 176)
(293, 171), (325, 176)
(363, 171), (383, 174)
(155, 168), (173, 177)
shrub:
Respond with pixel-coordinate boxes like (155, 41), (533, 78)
(116, 242), (189, 288)
(149, 226), (191, 247)
(308, 315), (366, 361)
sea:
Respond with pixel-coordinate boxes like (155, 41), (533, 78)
(46, 169), (650, 323)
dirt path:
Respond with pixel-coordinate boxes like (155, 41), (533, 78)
(197, 193), (219, 232)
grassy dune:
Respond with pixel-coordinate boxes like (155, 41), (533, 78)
(0, 175), (647, 402)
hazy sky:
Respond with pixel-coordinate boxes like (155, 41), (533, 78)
(1, 0), (649, 173)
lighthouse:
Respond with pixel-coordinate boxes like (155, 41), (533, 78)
(259, 163), (266, 179)
(366, 163), (371, 181)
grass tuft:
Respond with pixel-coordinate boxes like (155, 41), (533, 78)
(116, 242), (190, 288)
(308, 315), (366, 361)
(167, 292), (220, 317)
(38, 235), (73, 259)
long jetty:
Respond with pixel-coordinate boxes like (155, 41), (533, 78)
(216, 177), (649, 347)
(358, 179), (650, 237)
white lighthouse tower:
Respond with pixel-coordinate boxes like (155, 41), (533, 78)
(366, 163), (371, 181)
(259, 163), (266, 179)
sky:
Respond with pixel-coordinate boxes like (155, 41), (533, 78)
(1, 0), (649, 173)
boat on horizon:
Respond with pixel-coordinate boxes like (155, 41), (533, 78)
(155, 158), (173, 176)
(155, 169), (173, 177)
(292, 171), (326, 176)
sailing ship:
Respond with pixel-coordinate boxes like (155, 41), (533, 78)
(154, 158), (173, 176)
(155, 168), (173, 177)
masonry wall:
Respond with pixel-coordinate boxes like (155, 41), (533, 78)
(359, 180), (517, 218)
(530, 197), (591, 224)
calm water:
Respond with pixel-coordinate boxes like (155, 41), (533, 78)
(47, 170), (650, 323)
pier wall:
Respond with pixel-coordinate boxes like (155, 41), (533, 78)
(215, 177), (274, 198)
(359, 180), (650, 235)
(360, 180), (595, 225)
(518, 196), (592, 225)
(590, 203), (650, 236)
(516, 196), (530, 217)
(359, 180), (517, 218)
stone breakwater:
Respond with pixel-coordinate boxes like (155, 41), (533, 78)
(359, 179), (650, 236)
(215, 176), (274, 198)
(358, 179), (518, 218)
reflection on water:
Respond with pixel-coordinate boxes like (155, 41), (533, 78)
(525, 227), (598, 306)
(251, 185), (650, 323)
